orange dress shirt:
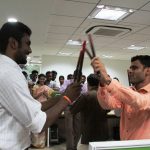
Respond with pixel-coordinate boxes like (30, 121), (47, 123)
(97, 80), (150, 140)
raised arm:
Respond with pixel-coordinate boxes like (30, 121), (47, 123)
(91, 57), (150, 110)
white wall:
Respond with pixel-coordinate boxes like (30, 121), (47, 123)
(41, 55), (130, 86)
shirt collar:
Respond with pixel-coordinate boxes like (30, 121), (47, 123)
(131, 83), (150, 93)
(0, 54), (22, 72)
(139, 83), (150, 93)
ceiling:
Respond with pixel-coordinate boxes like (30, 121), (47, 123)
(0, 0), (150, 62)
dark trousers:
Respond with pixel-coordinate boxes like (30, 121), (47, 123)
(64, 107), (81, 150)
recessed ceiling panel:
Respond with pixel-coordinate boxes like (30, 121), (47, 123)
(47, 33), (70, 40)
(99, 0), (150, 9)
(140, 2), (150, 11)
(123, 11), (150, 25)
(49, 15), (84, 27)
(67, 0), (99, 3)
(137, 26), (150, 35)
(50, 0), (96, 17)
(48, 26), (76, 34)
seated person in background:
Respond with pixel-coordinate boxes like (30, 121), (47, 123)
(91, 55), (150, 140)
(70, 74), (109, 149)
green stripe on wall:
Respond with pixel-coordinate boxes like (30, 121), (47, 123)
(118, 147), (150, 150)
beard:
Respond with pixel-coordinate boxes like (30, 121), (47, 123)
(15, 51), (27, 64)
(15, 43), (28, 64)
(16, 57), (27, 64)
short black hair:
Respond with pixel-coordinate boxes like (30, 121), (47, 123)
(31, 70), (38, 74)
(131, 55), (150, 67)
(38, 73), (46, 78)
(0, 22), (32, 54)
(59, 75), (64, 80)
(52, 70), (57, 74)
(87, 74), (100, 87)
(46, 71), (51, 76)
(37, 74), (46, 84)
(67, 74), (73, 80)
(82, 75), (86, 78)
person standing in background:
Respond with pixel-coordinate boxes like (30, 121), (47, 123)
(59, 75), (65, 88)
(32, 73), (54, 148)
(29, 70), (38, 85)
(49, 70), (59, 91)
(71, 74), (109, 150)
(60, 73), (83, 150)
(45, 71), (52, 86)
(59, 74), (74, 93)
(28, 70), (38, 95)
(81, 75), (87, 94)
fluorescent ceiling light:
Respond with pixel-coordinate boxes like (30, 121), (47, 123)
(30, 60), (42, 64)
(102, 55), (113, 58)
(90, 5), (134, 21)
(58, 52), (72, 56)
(66, 40), (82, 46)
(95, 9), (126, 20)
(7, 17), (18, 22)
(127, 45), (145, 50)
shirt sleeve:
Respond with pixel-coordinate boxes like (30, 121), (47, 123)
(97, 85), (122, 109)
(98, 79), (150, 110)
(59, 80), (70, 93)
(0, 72), (46, 133)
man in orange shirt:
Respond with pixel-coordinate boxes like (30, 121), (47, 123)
(91, 55), (150, 140)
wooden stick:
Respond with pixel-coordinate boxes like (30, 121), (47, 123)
(88, 34), (96, 57)
(74, 41), (86, 82)
(85, 48), (93, 59)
